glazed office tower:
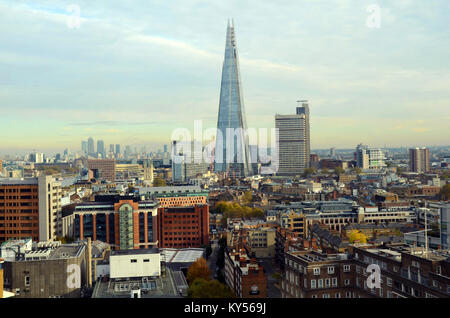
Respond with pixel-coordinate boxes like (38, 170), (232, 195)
(215, 21), (253, 178)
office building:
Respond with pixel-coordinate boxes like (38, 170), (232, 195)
(409, 147), (430, 173)
(355, 144), (385, 169)
(97, 140), (105, 158)
(115, 144), (121, 155)
(157, 205), (209, 248)
(0, 175), (62, 243)
(441, 204), (450, 249)
(87, 159), (116, 182)
(214, 21), (253, 178)
(139, 186), (208, 208)
(275, 105), (310, 175)
(73, 195), (159, 250)
(81, 141), (88, 154)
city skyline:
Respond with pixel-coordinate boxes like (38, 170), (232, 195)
(1, 1), (450, 154)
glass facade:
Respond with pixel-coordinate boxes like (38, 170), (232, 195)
(96, 213), (107, 242)
(215, 21), (253, 177)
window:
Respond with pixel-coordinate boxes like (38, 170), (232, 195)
(25, 276), (30, 286)
(313, 268), (320, 275)
(325, 278), (330, 287)
(322, 294), (330, 298)
(346, 292), (351, 298)
(318, 279), (323, 288)
(436, 266), (442, 275)
(130, 259), (137, 263)
(344, 279), (350, 286)
(386, 277), (392, 287)
(311, 295), (317, 298)
(335, 293), (341, 298)
(332, 278), (337, 287)
(328, 266), (335, 274)
(343, 265), (350, 272)
(143, 259), (150, 263)
(311, 280), (316, 289)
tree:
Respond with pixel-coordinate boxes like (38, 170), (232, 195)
(303, 167), (316, 177)
(441, 184), (450, 200)
(243, 191), (253, 204)
(187, 278), (235, 298)
(153, 177), (166, 187)
(334, 167), (344, 176)
(351, 167), (362, 175)
(347, 230), (367, 244)
(396, 167), (403, 174)
(187, 257), (211, 284)
(321, 168), (329, 175)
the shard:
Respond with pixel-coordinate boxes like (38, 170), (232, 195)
(214, 20), (253, 177)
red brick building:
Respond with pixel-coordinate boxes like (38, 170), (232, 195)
(224, 245), (267, 298)
(157, 205), (209, 248)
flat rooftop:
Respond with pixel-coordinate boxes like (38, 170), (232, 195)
(92, 268), (182, 298)
(111, 248), (159, 256)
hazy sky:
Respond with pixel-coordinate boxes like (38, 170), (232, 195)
(1, 0), (449, 155)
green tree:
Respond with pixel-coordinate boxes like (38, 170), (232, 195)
(321, 168), (329, 175)
(153, 177), (166, 187)
(187, 278), (235, 298)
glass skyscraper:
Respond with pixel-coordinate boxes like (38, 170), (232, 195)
(214, 20), (253, 177)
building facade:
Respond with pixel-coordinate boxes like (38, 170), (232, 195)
(0, 176), (62, 243)
(409, 147), (430, 173)
(214, 21), (253, 178)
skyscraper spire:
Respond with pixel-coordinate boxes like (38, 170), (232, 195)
(215, 21), (253, 178)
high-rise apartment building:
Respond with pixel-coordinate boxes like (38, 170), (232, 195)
(275, 104), (310, 175)
(115, 144), (120, 155)
(0, 175), (62, 243)
(409, 147), (430, 173)
(214, 21), (253, 178)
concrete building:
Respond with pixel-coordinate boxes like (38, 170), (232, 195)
(0, 175), (62, 243)
(409, 148), (430, 173)
(275, 106), (310, 176)
(109, 249), (161, 279)
(356, 144), (385, 169)
(2, 241), (89, 298)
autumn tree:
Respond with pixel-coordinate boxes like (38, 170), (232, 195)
(187, 257), (211, 284)
(321, 168), (329, 175)
(347, 230), (367, 244)
(152, 177), (166, 187)
(243, 191), (253, 204)
(303, 167), (316, 177)
(187, 278), (235, 298)
(441, 184), (450, 200)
